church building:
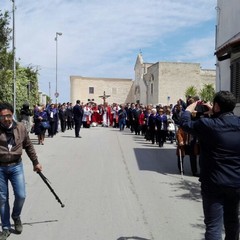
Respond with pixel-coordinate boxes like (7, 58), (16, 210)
(70, 54), (216, 106)
(134, 53), (216, 105)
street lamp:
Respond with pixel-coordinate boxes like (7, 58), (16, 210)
(55, 32), (62, 104)
(11, 0), (16, 116)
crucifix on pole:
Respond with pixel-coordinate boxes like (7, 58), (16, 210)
(99, 91), (111, 105)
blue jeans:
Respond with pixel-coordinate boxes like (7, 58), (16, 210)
(201, 184), (240, 240)
(119, 118), (126, 131)
(0, 162), (26, 230)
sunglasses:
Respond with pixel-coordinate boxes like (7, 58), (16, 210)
(0, 114), (13, 120)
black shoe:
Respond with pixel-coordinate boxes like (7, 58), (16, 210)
(13, 217), (23, 234)
(0, 230), (10, 240)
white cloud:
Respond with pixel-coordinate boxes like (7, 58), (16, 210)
(174, 36), (216, 68)
(2, 0), (217, 101)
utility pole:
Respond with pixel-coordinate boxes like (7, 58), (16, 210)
(49, 81), (51, 102)
(11, 0), (16, 117)
(55, 32), (62, 104)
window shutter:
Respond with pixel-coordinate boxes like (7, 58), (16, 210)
(231, 58), (240, 103)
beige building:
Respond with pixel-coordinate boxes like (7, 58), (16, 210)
(134, 54), (216, 105)
(70, 54), (216, 106)
(70, 76), (134, 105)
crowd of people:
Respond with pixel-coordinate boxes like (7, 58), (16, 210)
(19, 101), (178, 145)
(18, 98), (203, 169)
(18, 98), (202, 177)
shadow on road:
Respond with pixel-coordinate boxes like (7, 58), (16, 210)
(134, 147), (178, 174)
(61, 136), (77, 138)
(1, 220), (58, 235)
(190, 221), (205, 240)
(168, 180), (202, 202)
(117, 237), (151, 240)
(0, 220), (58, 228)
(21, 219), (58, 226)
(134, 147), (202, 201)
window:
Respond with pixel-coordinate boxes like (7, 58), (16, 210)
(230, 48), (240, 103)
(89, 87), (94, 94)
(150, 83), (153, 95)
(151, 74), (154, 81)
(231, 60), (240, 103)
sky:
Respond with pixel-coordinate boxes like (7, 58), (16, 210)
(1, 0), (217, 103)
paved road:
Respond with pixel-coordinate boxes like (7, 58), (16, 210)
(7, 126), (204, 240)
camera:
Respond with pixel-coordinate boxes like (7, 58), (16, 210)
(194, 101), (209, 118)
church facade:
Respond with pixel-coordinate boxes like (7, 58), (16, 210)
(70, 76), (134, 105)
(134, 54), (216, 105)
(70, 54), (216, 106)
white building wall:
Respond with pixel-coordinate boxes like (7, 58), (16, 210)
(216, 0), (240, 46)
(216, 0), (240, 90)
(216, 0), (240, 114)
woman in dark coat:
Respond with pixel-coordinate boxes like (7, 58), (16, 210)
(147, 108), (157, 144)
(156, 107), (168, 147)
(34, 106), (48, 145)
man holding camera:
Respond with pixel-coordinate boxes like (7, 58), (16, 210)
(180, 91), (240, 240)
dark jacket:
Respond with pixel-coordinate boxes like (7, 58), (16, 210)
(180, 111), (240, 188)
(73, 104), (83, 121)
(58, 108), (67, 121)
(118, 109), (127, 120)
(47, 107), (58, 122)
(66, 107), (74, 119)
(148, 114), (156, 130)
(155, 113), (168, 131)
(34, 110), (49, 135)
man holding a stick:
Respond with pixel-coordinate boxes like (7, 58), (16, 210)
(0, 102), (42, 240)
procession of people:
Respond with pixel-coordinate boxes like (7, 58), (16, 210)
(19, 97), (205, 179)
(27, 100), (178, 141)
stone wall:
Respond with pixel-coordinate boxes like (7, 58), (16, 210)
(144, 62), (215, 106)
(70, 76), (134, 105)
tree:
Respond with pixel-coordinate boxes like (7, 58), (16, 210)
(0, 11), (13, 103)
(199, 84), (215, 103)
(15, 66), (39, 116)
(0, 11), (11, 51)
(185, 86), (198, 99)
(0, 10), (40, 116)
